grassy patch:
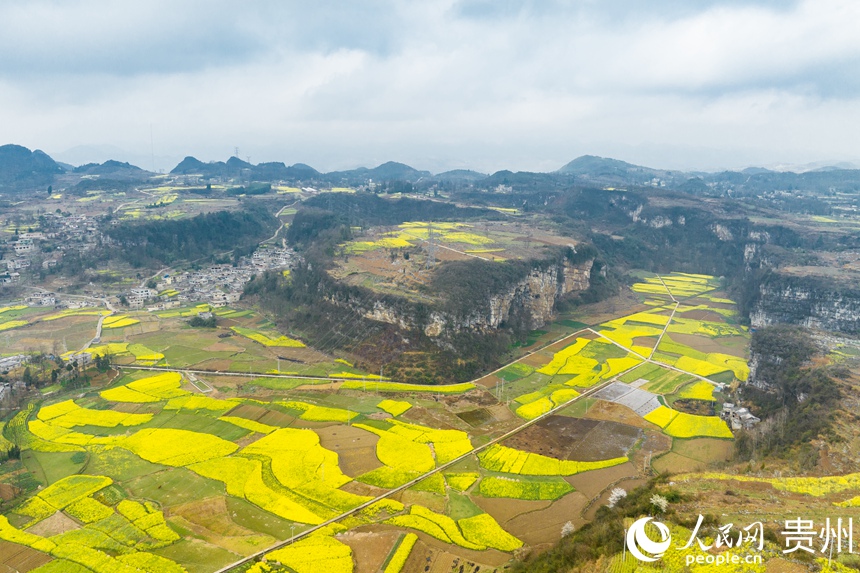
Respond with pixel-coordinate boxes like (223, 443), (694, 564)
(86, 446), (168, 482)
(152, 539), (239, 573)
(497, 362), (535, 382)
(125, 467), (226, 508)
(225, 496), (302, 539)
(147, 411), (250, 442)
(29, 450), (87, 484)
(447, 490), (484, 520)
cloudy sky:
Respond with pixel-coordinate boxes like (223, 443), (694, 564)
(1, 0), (859, 173)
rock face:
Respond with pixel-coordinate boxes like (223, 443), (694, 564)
(750, 279), (860, 335)
(482, 259), (592, 332)
(336, 258), (594, 339)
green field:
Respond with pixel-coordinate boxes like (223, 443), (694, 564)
(0, 272), (746, 572)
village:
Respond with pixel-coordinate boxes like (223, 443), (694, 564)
(0, 208), (297, 312)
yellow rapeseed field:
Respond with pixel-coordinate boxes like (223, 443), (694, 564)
(38, 399), (152, 428)
(120, 428), (238, 466)
(479, 444), (627, 476)
(644, 405), (732, 438)
(377, 399), (412, 417)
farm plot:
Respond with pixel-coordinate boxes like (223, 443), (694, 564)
(507, 339), (642, 421)
(503, 415), (641, 462)
(631, 273), (719, 299)
(654, 335), (749, 381)
(0, 469), (188, 569)
(101, 372), (189, 403)
(355, 420), (473, 488)
(230, 326), (305, 348)
(620, 363), (697, 394)
(477, 443), (627, 477)
(0, 269), (751, 572)
(344, 222), (496, 255)
(102, 315), (140, 329)
(644, 406), (733, 439)
(591, 382), (662, 418)
(596, 312), (670, 356)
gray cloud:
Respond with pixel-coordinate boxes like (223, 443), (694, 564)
(0, 0), (858, 172)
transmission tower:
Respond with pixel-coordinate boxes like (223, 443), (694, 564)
(425, 223), (437, 268)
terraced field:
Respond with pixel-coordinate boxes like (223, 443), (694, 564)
(0, 273), (745, 572)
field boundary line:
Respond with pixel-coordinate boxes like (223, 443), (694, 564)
(211, 368), (638, 573)
(649, 275), (680, 360)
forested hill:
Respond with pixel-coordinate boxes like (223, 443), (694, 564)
(105, 206), (279, 267)
(0, 144), (63, 191)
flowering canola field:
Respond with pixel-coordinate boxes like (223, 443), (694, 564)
(0, 271), (749, 572)
(644, 406), (733, 439)
(230, 326), (306, 347)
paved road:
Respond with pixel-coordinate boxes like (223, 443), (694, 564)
(211, 371), (630, 573)
(128, 274), (729, 571)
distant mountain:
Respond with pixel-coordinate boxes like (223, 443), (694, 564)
(170, 156), (247, 179)
(286, 163), (321, 179)
(326, 161), (431, 184)
(170, 156), (219, 176)
(741, 167), (774, 175)
(226, 156), (252, 171)
(481, 169), (573, 190)
(557, 155), (645, 175)
(252, 162), (323, 181)
(761, 160), (860, 173)
(171, 156), (322, 182)
(368, 161), (431, 181)
(0, 144), (64, 192)
(555, 155), (669, 186)
(73, 160), (148, 178)
(432, 169), (487, 182)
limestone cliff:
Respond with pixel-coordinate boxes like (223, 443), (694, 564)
(330, 257), (593, 340)
(749, 276), (860, 335)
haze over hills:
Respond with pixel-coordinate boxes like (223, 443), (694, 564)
(3, 143), (860, 198)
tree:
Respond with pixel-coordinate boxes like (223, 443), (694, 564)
(650, 494), (669, 513)
(189, 315), (217, 328)
(94, 354), (111, 373)
(561, 521), (575, 537)
(607, 487), (627, 508)
(22, 367), (34, 388)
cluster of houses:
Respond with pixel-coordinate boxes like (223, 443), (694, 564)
(0, 354), (29, 373)
(1, 206), (296, 311)
(1, 214), (102, 283)
(0, 355), (31, 400)
(720, 402), (761, 430)
(123, 246), (296, 310)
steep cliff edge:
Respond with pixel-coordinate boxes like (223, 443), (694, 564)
(247, 249), (597, 382)
(349, 257), (593, 339)
(749, 274), (860, 335)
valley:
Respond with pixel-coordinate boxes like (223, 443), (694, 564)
(1, 148), (860, 573)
